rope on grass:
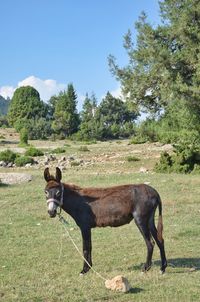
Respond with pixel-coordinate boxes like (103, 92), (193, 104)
(58, 214), (106, 281)
(57, 213), (131, 292)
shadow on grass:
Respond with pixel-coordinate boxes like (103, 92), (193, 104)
(98, 287), (143, 300)
(164, 258), (200, 270)
(128, 258), (200, 272)
(128, 287), (144, 294)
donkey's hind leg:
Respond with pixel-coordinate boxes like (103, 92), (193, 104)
(134, 214), (154, 272)
(149, 213), (167, 273)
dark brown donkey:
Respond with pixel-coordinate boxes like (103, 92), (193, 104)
(44, 167), (167, 275)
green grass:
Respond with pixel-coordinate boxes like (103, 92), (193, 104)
(0, 140), (200, 301)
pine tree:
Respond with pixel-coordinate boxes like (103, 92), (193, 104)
(96, 92), (137, 138)
(52, 84), (80, 137)
(108, 0), (200, 118)
(78, 93), (98, 140)
(8, 86), (45, 131)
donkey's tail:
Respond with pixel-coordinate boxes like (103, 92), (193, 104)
(157, 195), (163, 243)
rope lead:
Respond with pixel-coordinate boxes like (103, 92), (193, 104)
(57, 214), (107, 281)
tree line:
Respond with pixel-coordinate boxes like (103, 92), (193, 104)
(5, 84), (137, 140)
(1, 0), (200, 144)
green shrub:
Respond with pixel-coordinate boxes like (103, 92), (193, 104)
(25, 147), (44, 157)
(130, 135), (148, 144)
(26, 118), (52, 140)
(126, 155), (140, 162)
(0, 149), (18, 163)
(130, 119), (158, 144)
(51, 147), (66, 154)
(154, 152), (172, 173)
(20, 128), (28, 146)
(14, 156), (34, 167)
(154, 141), (200, 174)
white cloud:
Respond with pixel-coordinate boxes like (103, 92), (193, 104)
(0, 77), (123, 112)
(0, 86), (15, 99)
(18, 76), (66, 101)
(0, 75), (88, 112)
(0, 76), (67, 102)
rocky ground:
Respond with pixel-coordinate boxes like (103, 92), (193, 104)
(0, 128), (173, 185)
(0, 172), (32, 185)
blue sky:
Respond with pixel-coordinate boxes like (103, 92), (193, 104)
(0, 0), (160, 108)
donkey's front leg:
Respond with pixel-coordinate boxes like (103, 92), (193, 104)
(80, 228), (92, 275)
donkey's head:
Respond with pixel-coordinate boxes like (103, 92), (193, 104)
(44, 167), (63, 218)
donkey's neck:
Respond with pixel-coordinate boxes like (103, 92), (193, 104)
(61, 184), (83, 219)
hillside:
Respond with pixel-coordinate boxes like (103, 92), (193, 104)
(0, 95), (10, 115)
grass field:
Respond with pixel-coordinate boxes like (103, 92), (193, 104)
(0, 138), (200, 301)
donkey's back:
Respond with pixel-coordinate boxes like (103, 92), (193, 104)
(80, 184), (161, 228)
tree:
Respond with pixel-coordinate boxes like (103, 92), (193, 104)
(77, 93), (98, 140)
(108, 0), (200, 118)
(0, 95), (10, 115)
(8, 86), (46, 130)
(81, 93), (97, 123)
(52, 84), (80, 137)
(95, 92), (137, 139)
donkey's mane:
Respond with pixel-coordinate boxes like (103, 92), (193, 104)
(63, 183), (82, 191)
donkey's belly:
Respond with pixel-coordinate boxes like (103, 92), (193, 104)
(92, 205), (133, 227)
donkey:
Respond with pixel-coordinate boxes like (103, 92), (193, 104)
(44, 167), (167, 275)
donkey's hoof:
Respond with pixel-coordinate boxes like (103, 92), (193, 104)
(160, 261), (167, 274)
(160, 267), (166, 274)
(80, 268), (90, 275)
(142, 264), (151, 272)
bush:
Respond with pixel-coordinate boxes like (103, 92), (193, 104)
(27, 118), (53, 140)
(126, 155), (140, 162)
(0, 116), (9, 128)
(0, 149), (18, 163)
(154, 141), (200, 174)
(130, 135), (148, 144)
(14, 156), (34, 167)
(51, 147), (66, 154)
(25, 147), (44, 157)
(154, 152), (173, 173)
(20, 128), (28, 146)
(130, 119), (158, 144)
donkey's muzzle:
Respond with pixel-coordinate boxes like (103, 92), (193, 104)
(48, 209), (57, 218)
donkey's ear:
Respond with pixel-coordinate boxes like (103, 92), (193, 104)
(56, 167), (62, 182)
(44, 167), (51, 182)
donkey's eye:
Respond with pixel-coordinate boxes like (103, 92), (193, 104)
(45, 190), (49, 197)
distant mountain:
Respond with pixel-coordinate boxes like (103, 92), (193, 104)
(0, 95), (10, 115)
